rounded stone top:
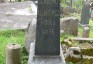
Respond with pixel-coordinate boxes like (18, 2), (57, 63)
(60, 17), (78, 22)
(6, 43), (21, 49)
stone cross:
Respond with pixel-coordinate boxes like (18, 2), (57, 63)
(80, 0), (90, 25)
(35, 0), (60, 55)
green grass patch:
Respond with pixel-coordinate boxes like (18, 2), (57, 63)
(77, 19), (93, 38)
(89, 20), (93, 38)
(0, 30), (27, 64)
(60, 34), (74, 43)
(0, 19), (93, 64)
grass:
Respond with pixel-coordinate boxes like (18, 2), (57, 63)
(0, 19), (93, 64)
(78, 19), (93, 38)
(60, 19), (93, 42)
(89, 20), (93, 38)
(0, 30), (27, 64)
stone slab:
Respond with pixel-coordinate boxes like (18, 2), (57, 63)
(0, 1), (37, 31)
(0, 14), (36, 30)
(29, 56), (65, 64)
(71, 38), (93, 41)
(0, 1), (36, 15)
(79, 23), (89, 27)
(28, 43), (66, 64)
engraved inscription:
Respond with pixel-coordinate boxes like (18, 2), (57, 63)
(42, 29), (54, 35)
(38, 0), (59, 4)
(35, 0), (60, 55)
(39, 18), (56, 26)
(38, 10), (60, 16)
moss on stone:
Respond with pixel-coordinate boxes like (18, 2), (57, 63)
(81, 48), (93, 56)
(65, 55), (81, 63)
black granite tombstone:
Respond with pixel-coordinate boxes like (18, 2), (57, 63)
(35, 0), (60, 55)
(80, 1), (90, 25)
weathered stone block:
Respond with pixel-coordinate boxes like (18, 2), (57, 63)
(60, 17), (79, 36)
(6, 43), (21, 64)
(82, 26), (90, 38)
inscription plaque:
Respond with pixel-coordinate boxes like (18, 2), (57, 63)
(35, 0), (60, 55)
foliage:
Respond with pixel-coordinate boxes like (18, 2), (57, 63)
(73, 0), (83, 9)
(60, 33), (73, 42)
(89, 20), (93, 38)
(21, 46), (28, 64)
(60, 0), (67, 7)
(60, 0), (83, 10)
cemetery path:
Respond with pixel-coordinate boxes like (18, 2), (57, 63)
(0, 1), (37, 31)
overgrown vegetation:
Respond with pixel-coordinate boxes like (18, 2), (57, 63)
(60, 0), (83, 9)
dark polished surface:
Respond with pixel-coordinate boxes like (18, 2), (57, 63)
(35, 0), (60, 55)
(80, 3), (90, 25)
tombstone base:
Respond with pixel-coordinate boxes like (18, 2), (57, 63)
(28, 56), (65, 64)
(28, 43), (66, 64)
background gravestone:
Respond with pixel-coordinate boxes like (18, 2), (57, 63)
(82, 25), (90, 38)
(80, 0), (90, 25)
(60, 17), (79, 36)
(35, 0), (60, 55)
